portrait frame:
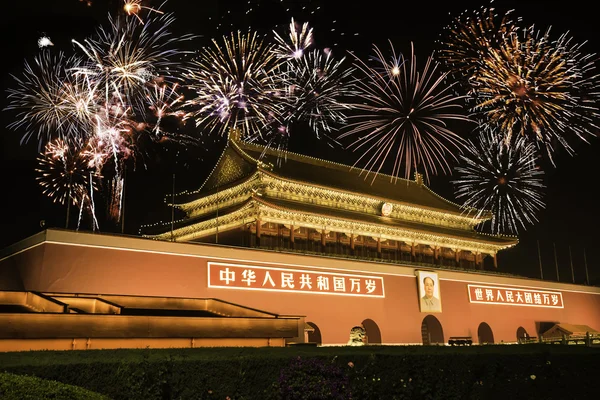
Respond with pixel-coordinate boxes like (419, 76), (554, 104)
(416, 270), (442, 313)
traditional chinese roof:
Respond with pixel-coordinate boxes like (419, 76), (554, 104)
(175, 135), (485, 219)
(142, 133), (519, 253)
(145, 194), (516, 254)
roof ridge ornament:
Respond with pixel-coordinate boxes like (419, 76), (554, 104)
(414, 172), (424, 186)
(228, 127), (242, 142)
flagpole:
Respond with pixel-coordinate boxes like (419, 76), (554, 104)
(537, 240), (544, 280)
(553, 242), (560, 282)
(584, 248), (590, 285)
(569, 245), (575, 283)
(171, 173), (175, 242)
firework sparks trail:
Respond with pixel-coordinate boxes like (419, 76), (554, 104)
(183, 30), (285, 140)
(107, 177), (125, 222)
(87, 99), (135, 219)
(145, 82), (185, 136)
(74, 185), (100, 232)
(88, 171), (100, 231)
(338, 41), (472, 184)
(123, 0), (164, 25)
(273, 17), (314, 60)
(452, 129), (546, 235)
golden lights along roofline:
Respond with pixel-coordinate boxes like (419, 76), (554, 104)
(146, 195), (517, 254)
(229, 133), (488, 216)
(163, 129), (274, 203)
(160, 129), (499, 230)
(172, 171), (487, 233)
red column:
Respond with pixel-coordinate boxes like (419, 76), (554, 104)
(290, 225), (295, 249)
(256, 220), (261, 247)
(455, 249), (460, 267)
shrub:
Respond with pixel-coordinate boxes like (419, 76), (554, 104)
(0, 372), (109, 400)
(275, 356), (350, 400)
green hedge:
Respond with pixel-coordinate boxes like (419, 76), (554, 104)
(1, 345), (599, 399)
(0, 372), (109, 400)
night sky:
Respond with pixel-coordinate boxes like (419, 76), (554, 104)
(1, 0), (598, 284)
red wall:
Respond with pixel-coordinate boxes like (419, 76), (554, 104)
(2, 236), (599, 345)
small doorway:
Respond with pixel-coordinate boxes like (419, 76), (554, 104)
(421, 315), (444, 345)
(306, 322), (322, 345)
(361, 319), (382, 344)
(516, 326), (529, 343)
(478, 322), (495, 344)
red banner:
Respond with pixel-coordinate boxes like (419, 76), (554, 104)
(208, 262), (385, 297)
(468, 284), (563, 308)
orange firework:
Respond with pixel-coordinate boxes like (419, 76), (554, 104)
(123, 0), (163, 24)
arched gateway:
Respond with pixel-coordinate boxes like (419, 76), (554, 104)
(306, 322), (322, 345)
(361, 318), (382, 344)
(421, 315), (444, 345)
(516, 326), (529, 343)
(478, 322), (495, 344)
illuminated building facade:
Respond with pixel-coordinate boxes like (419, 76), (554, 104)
(141, 135), (519, 269)
(0, 136), (598, 350)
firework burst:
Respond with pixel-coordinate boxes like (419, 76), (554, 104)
(338, 41), (472, 183)
(5, 51), (94, 147)
(452, 129), (546, 235)
(71, 9), (195, 108)
(435, 6), (519, 82)
(281, 48), (355, 140)
(468, 27), (600, 162)
(36, 138), (101, 207)
(183, 30), (284, 140)
(437, 7), (600, 164)
(6, 2), (200, 231)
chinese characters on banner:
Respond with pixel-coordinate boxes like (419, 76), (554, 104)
(468, 284), (564, 308)
(208, 262), (385, 297)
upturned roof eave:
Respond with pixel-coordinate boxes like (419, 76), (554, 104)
(170, 135), (493, 224)
(258, 168), (488, 223)
(152, 195), (517, 251)
(233, 138), (490, 219)
(253, 195), (518, 248)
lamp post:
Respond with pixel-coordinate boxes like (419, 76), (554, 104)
(65, 172), (73, 229)
(171, 173), (175, 241)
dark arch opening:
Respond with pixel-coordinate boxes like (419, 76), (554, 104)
(421, 315), (444, 345)
(478, 322), (495, 344)
(306, 322), (322, 345)
(516, 326), (529, 343)
(361, 318), (382, 344)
